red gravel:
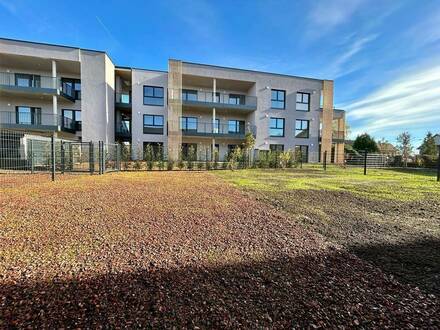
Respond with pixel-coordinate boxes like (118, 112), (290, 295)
(0, 172), (438, 328)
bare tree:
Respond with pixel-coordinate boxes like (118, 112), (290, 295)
(396, 132), (413, 167)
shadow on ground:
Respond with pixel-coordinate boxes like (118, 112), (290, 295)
(1, 249), (438, 328)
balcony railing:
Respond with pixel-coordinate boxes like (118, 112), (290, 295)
(173, 120), (256, 138)
(0, 111), (59, 129)
(0, 72), (59, 91)
(319, 129), (345, 142)
(61, 116), (82, 132)
(168, 89), (257, 110)
(115, 125), (131, 138)
(115, 93), (131, 106)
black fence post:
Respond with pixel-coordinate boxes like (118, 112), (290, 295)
(61, 141), (65, 174)
(89, 141), (94, 175)
(50, 134), (55, 181)
(363, 150), (368, 175)
(323, 151), (327, 171)
(437, 145), (440, 182)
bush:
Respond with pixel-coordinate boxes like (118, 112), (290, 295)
(258, 151), (269, 168)
(167, 159), (174, 171)
(228, 147), (242, 170)
(187, 146), (196, 170)
(221, 161), (228, 170)
(197, 161), (204, 170)
(157, 145), (165, 171)
(279, 151), (292, 169)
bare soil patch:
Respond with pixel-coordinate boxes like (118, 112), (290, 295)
(1, 172), (439, 328)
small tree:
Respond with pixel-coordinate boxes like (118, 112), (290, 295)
(396, 131), (413, 167)
(279, 151), (292, 169)
(228, 147), (242, 170)
(353, 133), (379, 153)
(121, 143), (131, 170)
(144, 144), (154, 171)
(157, 144), (165, 171)
(213, 149), (219, 170)
(133, 146), (143, 170)
(242, 132), (256, 168)
(187, 145), (196, 170)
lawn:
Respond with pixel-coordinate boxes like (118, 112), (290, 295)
(0, 171), (439, 327)
(215, 166), (440, 295)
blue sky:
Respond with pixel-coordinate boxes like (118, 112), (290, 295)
(1, 0), (439, 147)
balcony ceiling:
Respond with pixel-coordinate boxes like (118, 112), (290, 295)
(0, 89), (55, 102)
(182, 74), (254, 92)
(0, 53), (80, 75)
(115, 68), (132, 81)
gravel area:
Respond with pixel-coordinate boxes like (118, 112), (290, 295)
(0, 172), (439, 328)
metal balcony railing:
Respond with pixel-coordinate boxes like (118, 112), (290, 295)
(0, 111), (59, 127)
(0, 72), (59, 90)
(115, 93), (131, 105)
(319, 129), (345, 141)
(115, 125), (131, 137)
(61, 116), (81, 131)
(172, 120), (256, 138)
(168, 89), (257, 109)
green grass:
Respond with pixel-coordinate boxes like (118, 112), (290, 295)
(214, 166), (440, 201)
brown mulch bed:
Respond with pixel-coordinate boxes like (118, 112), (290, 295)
(0, 172), (439, 328)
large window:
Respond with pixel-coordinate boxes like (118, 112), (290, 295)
(295, 145), (309, 162)
(228, 120), (245, 134)
(229, 94), (245, 105)
(15, 106), (41, 125)
(181, 116), (198, 131)
(143, 86), (164, 106)
(143, 114), (164, 134)
(61, 78), (81, 100)
(270, 144), (284, 152)
(295, 119), (309, 138)
(15, 74), (41, 88)
(296, 92), (310, 111)
(269, 117), (285, 137)
(182, 89), (198, 101)
(271, 89), (285, 109)
(62, 109), (82, 130)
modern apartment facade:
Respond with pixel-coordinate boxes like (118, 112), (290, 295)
(0, 38), (345, 163)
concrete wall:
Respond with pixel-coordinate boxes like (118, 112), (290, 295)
(80, 51), (114, 143)
(131, 68), (168, 158)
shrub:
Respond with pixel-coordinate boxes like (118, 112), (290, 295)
(213, 150), (219, 170)
(228, 147), (242, 170)
(157, 145), (165, 171)
(167, 159), (174, 171)
(221, 161), (228, 170)
(279, 151), (292, 169)
(144, 145), (154, 171)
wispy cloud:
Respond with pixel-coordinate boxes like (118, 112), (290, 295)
(0, 0), (17, 15)
(405, 8), (440, 48)
(323, 34), (377, 78)
(95, 16), (119, 45)
(307, 0), (365, 38)
(346, 64), (440, 137)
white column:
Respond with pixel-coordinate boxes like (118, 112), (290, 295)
(51, 59), (57, 89)
(51, 60), (58, 128)
(212, 78), (216, 160)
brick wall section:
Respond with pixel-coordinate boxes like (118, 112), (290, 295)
(167, 60), (182, 161)
(321, 80), (334, 163)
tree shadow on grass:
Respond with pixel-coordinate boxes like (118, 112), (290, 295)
(1, 249), (438, 328)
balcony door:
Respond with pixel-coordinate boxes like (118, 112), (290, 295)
(16, 106), (41, 125)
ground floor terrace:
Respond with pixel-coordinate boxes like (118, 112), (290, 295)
(0, 169), (438, 327)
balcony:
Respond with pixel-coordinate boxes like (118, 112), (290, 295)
(319, 130), (345, 143)
(175, 120), (256, 139)
(115, 125), (131, 140)
(61, 116), (81, 133)
(0, 111), (59, 131)
(115, 93), (131, 108)
(169, 89), (257, 112)
(0, 72), (59, 96)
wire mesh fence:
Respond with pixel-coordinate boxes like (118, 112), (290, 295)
(0, 129), (121, 180)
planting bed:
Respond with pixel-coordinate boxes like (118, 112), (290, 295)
(0, 171), (439, 328)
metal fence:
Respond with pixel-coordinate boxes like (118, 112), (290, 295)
(0, 129), (121, 180)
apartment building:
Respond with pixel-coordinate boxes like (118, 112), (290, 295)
(0, 38), (345, 163)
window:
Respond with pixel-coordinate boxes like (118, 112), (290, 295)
(228, 120), (245, 134)
(295, 145), (309, 162)
(229, 94), (245, 105)
(296, 92), (310, 111)
(62, 109), (82, 130)
(15, 74), (41, 88)
(271, 89), (285, 109)
(181, 117), (198, 131)
(15, 106), (41, 125)
(61, 78), (81, 100)
(143, 86), (164, 106)
(181, 143), (197, 160)
(295, 119), (309, 138)
(182, 89), (198, 101)
(270, 144), (284, 152)
(143, 114), (164, 134)
(143, 142), (164, 160)
(269, 117), (285, 137)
